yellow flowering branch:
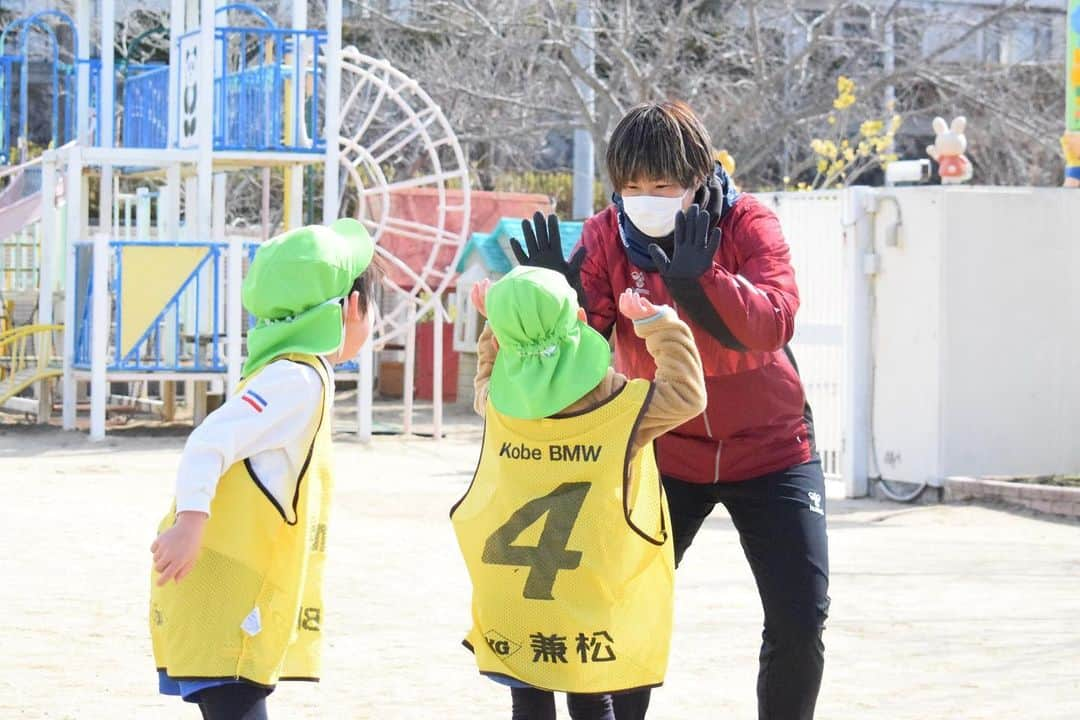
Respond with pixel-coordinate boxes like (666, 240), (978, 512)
(789, 76), (903, 191)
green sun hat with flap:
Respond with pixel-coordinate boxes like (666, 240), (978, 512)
(486, 265), (611, 420)
(242, 218), (374, 376)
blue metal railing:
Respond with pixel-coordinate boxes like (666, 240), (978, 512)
(0, 55), (100, 161)
(91, 62), (101, 146)
(78, 58), (102, 147)
(0, 10), (100, 160)
(3, 7), (325, 154)
(122, 63), (168, 148)
(2, 15), (60, 158)
(0, 55), (16, 161)
(73, 240), (227, 373)
(217, 62), (283, 150)
(174, 24), (326, 152)
(71, 239), (362, 375)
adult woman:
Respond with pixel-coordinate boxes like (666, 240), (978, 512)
(512, 101), (829, 720)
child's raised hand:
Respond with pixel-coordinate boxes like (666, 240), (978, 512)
(471, 278), (492, 317)
(618, 288), (660, 321)
(151, 511), (208, 586)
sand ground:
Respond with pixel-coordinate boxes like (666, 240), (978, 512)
(1, 416), (1078, 719)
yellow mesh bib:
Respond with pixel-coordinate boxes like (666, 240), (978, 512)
(150, 354), (333, 686)
(451, 379), (675, 694)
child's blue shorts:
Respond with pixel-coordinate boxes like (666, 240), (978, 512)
(158, 670), (240, 701)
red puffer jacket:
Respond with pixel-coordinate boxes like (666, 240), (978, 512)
(576, 197), (813, 484)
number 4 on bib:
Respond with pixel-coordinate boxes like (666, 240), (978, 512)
(482, 482), (591, 600)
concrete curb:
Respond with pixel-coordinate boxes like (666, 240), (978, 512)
(945, 476), (1080, 518)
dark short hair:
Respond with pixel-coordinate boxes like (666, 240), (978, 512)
(344, 255), (384, 316)
(606, 101), (714, 191)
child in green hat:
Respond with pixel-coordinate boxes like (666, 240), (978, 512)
(149, 218), (378, 720)
(451, 266), (706, 720)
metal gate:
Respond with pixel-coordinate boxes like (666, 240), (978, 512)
(754, 191), (847, 482)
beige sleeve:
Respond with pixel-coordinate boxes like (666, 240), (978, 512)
(473, 324), (497, 417)
(629, 308), (707, 456)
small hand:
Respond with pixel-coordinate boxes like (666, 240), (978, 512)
(618, 288), (661, 321)
(647, 204), (721, 280)
(470, 278), (492, 317)
(151, 511), (208, 586)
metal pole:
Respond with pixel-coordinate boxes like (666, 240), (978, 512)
(75, 0), (91, 144)
(842, 187), (873, 497)
(112, 178), (120, 241)
(197, 0), (214, 241)
(261, 167), (271, 241)
(357, 336), (373, 442)
(93, 0), (116, 439)
(571, 0), (595, 220)
(403, 302), (416, 435)
(226, 234), (243, 393)
(165, 164), (181, 238)
(100, 0), (115, 150)
(184, 158), (200, 419)
(18, 31), (29, 162)
(323, 0), (343, 224)
(88, 0), (117, 439)
(288, 0), (309, 229)
(192, 0), (215, 422)
(432, 303), (443, 441)
(168, 0), (185, 147)
(93, 183), (113, 438)
(159, 184), (171, 237)
(38, 154), (58, 423)
(137, 187), (150, 239)
(89, 230), (109, 441)
(62, 146), (82, 429)
(39, 156), (57, 327)
(162, 162), (182, 420)
(216, 172), (241, 394)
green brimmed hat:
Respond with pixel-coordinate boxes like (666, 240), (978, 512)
(242, 218), (374, 375)
(486, 266), (611, 419)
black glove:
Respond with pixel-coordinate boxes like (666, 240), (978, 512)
(511, 212), (588, 308)
(648, 204), (746, 350)
(647, 204), (721, 279)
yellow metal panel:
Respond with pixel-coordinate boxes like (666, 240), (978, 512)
(119, 246), (209, 358)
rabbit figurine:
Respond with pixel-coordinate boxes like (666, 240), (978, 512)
(926, 116), (973, 184)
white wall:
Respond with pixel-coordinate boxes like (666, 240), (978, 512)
(757, 191), (849, 480)
(939, 189), (1080, 477)
(869, 186), (1079, 484)
(869, 188), (945, 485)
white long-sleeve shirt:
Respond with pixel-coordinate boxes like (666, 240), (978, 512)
(175, 357), (332, 521)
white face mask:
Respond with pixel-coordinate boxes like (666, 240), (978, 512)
(621, 191), (688, 238)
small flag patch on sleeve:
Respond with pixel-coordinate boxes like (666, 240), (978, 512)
(241, 389), (268, 413)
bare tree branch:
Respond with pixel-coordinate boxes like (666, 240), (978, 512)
(345, 0), (1067, 191)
